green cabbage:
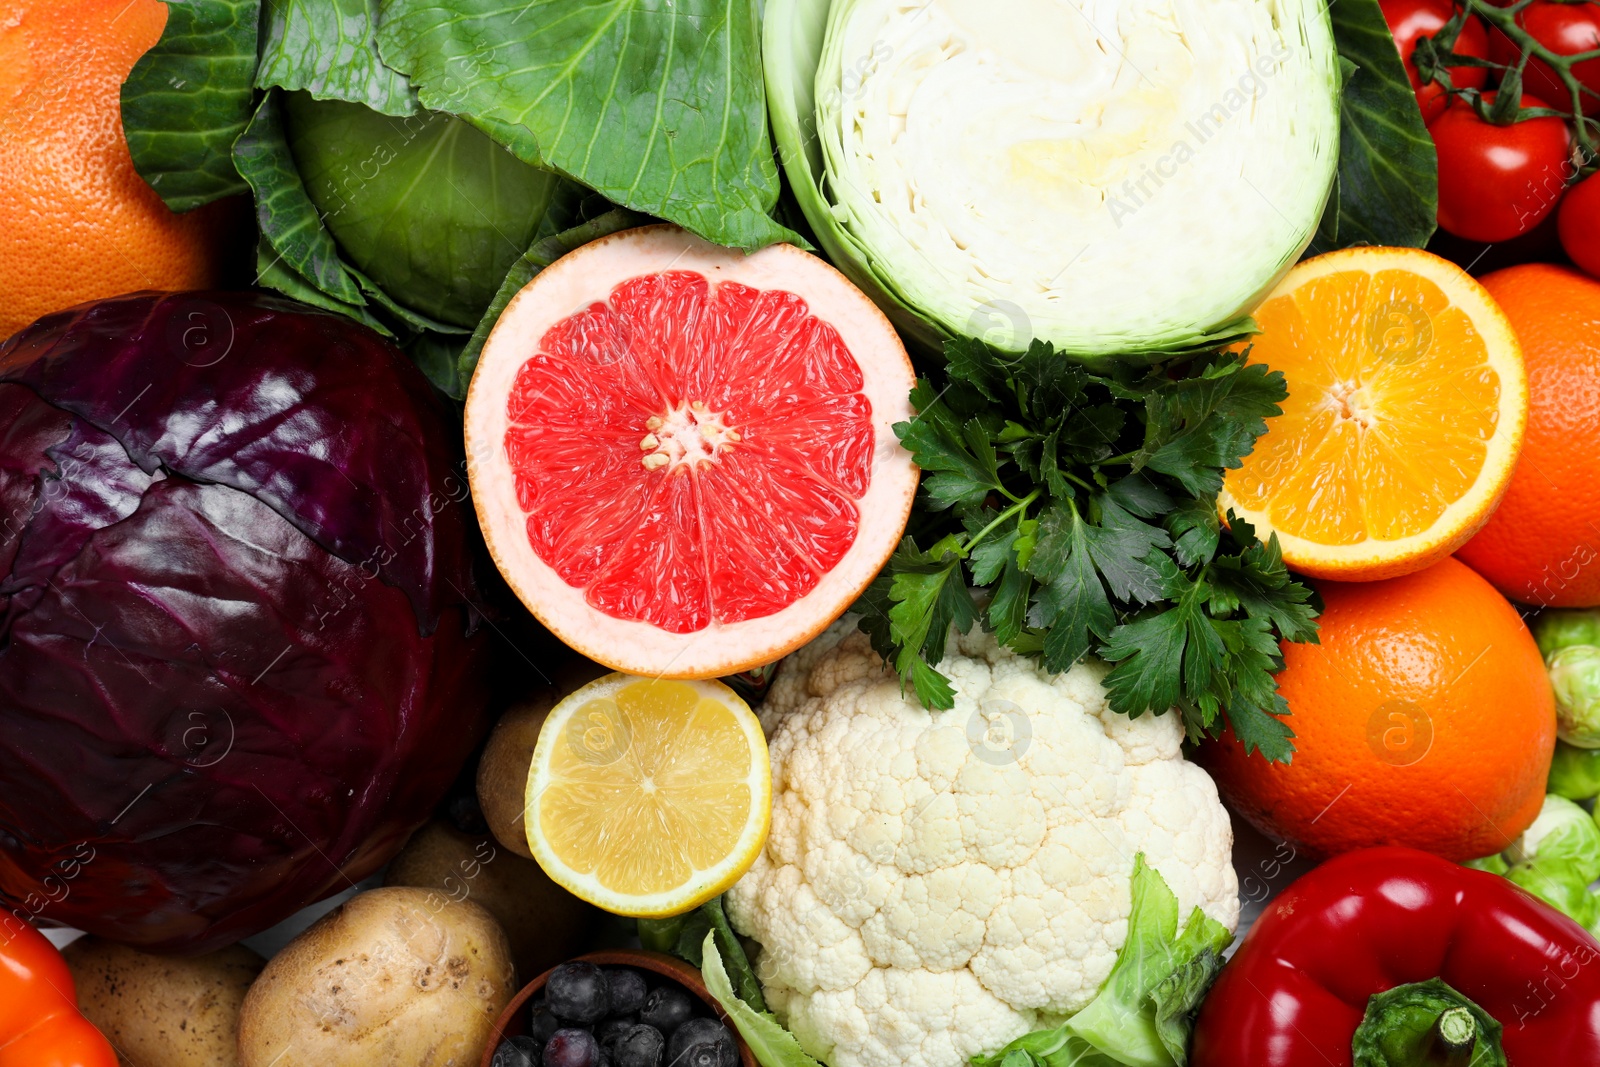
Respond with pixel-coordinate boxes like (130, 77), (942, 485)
(284, 93), (585, 329)
(765, 0), (1342, 360)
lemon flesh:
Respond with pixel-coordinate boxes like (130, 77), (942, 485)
(527, 674), (771, 917)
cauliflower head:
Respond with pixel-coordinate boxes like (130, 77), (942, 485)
(726, 623), (1238, 1067)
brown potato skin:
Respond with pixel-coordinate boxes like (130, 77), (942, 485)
(477, 658), (609, 859)
(64, 936), (264, 1067)
(237, 887), (515, 1067)
(385, 819), (598, 982)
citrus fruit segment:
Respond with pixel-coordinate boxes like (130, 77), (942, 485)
(467, 225), (918, 677)
(526, 673), (771, 917)
(1216, 246), (1527, 580)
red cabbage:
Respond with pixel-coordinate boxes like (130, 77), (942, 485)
(0, 291), (490, 953)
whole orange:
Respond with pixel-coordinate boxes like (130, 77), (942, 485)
(1199, 557), (1554, 861)
(0, 0), (228, 340)
(1456, 265), (1600, 607)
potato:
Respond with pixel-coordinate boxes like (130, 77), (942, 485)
(64, 936), (263, 1067)
(477, 658), (608, 859)
(386, 818), (598, 982)
(237, 887), (515, 1067)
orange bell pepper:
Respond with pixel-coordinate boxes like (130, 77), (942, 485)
(0, 918), (117, 1067)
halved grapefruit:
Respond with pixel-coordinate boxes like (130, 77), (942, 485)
(466, 226), (918, 678)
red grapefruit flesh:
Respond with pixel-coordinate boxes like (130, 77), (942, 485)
(466, 226), (917, 678)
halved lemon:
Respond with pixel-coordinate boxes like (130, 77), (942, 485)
(1217, 247), (1528, 580)
(525, 672), (771, 917)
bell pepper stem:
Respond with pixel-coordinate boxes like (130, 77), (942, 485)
(1350, 978), (1507, 1067)
(1428, 1007), (1476, 1067)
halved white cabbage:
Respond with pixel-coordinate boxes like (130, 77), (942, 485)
(766, 0), (1341, 360)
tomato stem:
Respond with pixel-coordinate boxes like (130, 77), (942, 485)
(1444, 0), (1600, 172)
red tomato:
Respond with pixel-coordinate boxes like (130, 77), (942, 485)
(1430, 91), (1575, 241)
(1382, 0), (1491, 122)
(1560, 171), (1600, 276)
(1488, 0), (1600, 116)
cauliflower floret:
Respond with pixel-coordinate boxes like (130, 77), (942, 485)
(726, 627), (1238, 1067)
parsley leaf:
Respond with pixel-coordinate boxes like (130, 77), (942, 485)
(869, 338), (1316, 761)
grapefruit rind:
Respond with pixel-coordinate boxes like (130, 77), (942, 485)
(1216, 246), (1528, 581)
(524, 672), (772, 918)
(466, 225), (917, 677)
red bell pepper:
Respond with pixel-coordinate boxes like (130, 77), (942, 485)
(1192, 846), (1600, 1066)
(0, 917), (117, 1067)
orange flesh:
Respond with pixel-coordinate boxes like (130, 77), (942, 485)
(505, 271), (874, 633)
(1228, 268), (1502, 545)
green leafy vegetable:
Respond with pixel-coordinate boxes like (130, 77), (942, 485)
(970, 856), (1233, 1067)
(120, 0), (259, 210)
(456, 207), (648, 387)
(257, 0), (419, 116)
(283, 90), (586, 328)
(702, 932), (823, 1067)
(860, 339), (1318, 762)
(640, 897), (765, 1012)
(375, 0), (801, 251)
(765, 0), (1337, 361)
(1314, 0), (1439, 249)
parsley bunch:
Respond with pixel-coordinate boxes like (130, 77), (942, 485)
(855, 339), (1320, 762)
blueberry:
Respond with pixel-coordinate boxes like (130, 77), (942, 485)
(613, 1024), (665, 1067)
(667, 1019), (736, 1067)
(674, 1044), (723, 1067)
(548, 962), (610, 1024)
(530, 1000), (563, 1044)
(596, 1018), (637, 1052)
(493, 1037), (542, 1067)
(639, 985), (695, 1034)
(543, 1028), (602, 1067)
(606, 967), (650, 1017)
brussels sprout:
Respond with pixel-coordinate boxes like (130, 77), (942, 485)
(1462, 854), (1510, 876)
(1550, 742), (1600, 802)
(284, 92), (586, 328)
(1506, 795), (1600, 882)
(1533, 609), (1600, 658)
(764, 0), (1341, 360)
(1547, 645), (1600, 748)
(1506, 858), (1600, 930)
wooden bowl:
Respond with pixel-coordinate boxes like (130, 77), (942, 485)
(479, 949), (758, 1067)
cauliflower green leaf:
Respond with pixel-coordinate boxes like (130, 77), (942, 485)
(703, 933), (823, 1067)
(973, 857), (1232, 1067)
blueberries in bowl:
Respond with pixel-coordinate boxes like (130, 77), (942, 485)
(493, 1036), (542, 1067)
(544, 1028), (603, 1067)
(548, 962), (611, 1025)
(667, 1018), (737, 1067)
(607, 967), (650, 1017)
(639, 986), (696, 1035)
(530, 999), (563, 1045)
(505, 959), (741, 1067)
(596, 1017), (638, 1052)
(677, 1045), (723, 1067)
(613, 1023), (665, 1067)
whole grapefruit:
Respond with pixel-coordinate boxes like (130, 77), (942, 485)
(1456, 265), (1600, 606)
(1199, 557), (1555, 861)
(0, 0), (229, 340)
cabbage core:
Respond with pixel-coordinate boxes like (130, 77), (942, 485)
(813, 0), (1340, 355)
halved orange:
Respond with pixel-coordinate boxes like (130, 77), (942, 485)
(1217, 247), (1527, 580)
